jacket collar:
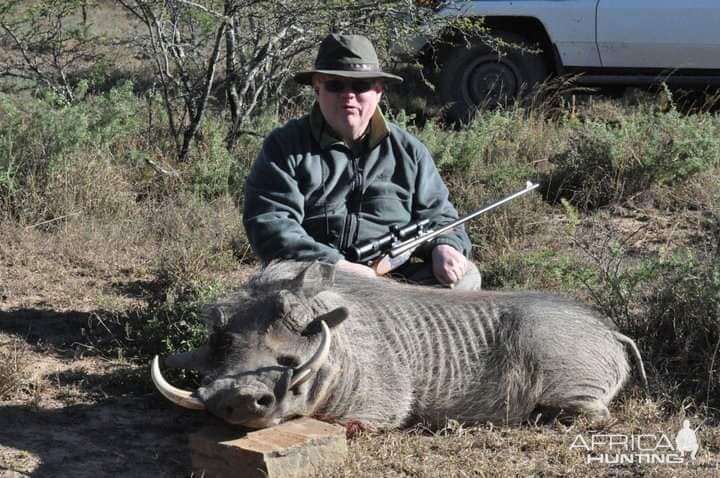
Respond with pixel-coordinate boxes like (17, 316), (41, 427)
(310, 102), (389, 151)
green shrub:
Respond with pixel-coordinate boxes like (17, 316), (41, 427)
(412, 111), (540, 184)
(130, 278), (226, 357)
(186, 116), (234, 201)
(83, 277), (224, 363)
(549, 110), (720, 210)
(392, 109), (553, 263)
(83, 197), (243, 360)
(638, 253), (720, 402)
(483, 248), (596, 292)
(556, 222), (720, 405)
(0, 82), (140, 220)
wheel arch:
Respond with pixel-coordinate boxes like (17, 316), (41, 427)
(422, 16), (559, 75)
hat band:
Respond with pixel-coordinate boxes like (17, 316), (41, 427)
(315, 62), (380, 72)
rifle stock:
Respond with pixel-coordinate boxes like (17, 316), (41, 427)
(370, 249), (414, 275)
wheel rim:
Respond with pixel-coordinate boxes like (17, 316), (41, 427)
(461, 56), (520, 107)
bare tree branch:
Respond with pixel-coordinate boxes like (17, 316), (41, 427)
(179, 17), (227, 161)
(113, 0), (438, 158)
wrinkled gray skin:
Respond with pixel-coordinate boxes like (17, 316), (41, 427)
(163, 261), (643, 430)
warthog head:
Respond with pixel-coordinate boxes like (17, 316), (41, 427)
(151, 262), (348, 428)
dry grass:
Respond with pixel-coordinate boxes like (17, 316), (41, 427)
(0, 335), (31, 401)
(310, 399), (720, 477)
(0, 194), (248, 312)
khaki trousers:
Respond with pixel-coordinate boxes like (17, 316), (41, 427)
(389, 260), (482, 291)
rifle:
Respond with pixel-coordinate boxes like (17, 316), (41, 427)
(345, 181), (540, 275)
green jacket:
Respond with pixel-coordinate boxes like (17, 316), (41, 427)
(243, 104), (471, 264)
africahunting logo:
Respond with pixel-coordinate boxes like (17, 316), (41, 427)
(570, 420), (702, 464)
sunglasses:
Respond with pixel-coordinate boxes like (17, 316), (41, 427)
(321, 79), (376, 94)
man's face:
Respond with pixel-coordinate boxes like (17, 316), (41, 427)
(313, 74), (383, 143)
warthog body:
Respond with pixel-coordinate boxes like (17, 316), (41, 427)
(153, 261), (644, 430)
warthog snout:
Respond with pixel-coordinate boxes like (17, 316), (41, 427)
(223, 389), (276, 420)
(233, 391), (275, 416)
(198, 379), (278, 424)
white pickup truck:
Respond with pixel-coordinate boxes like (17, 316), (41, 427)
(411, 0), (720, 118)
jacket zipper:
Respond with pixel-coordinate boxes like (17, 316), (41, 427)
(340, 154), (363, 253)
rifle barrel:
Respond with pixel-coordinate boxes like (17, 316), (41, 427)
(390, 182), (539, 258)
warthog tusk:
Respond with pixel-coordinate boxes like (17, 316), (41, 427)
(290, 320), (331, 389)
(151, 356), (206, 410)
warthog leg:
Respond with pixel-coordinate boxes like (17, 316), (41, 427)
(536, 398), (611, 425)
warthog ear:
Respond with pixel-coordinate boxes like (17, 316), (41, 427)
(205, 306), (228, 328)
(291, 261), (336, 297)
(279, 290), (309, 332)
(301, 307), (349, 337)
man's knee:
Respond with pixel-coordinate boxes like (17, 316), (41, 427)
(455, 261), (482, 291)
(391, 259), (482, 291)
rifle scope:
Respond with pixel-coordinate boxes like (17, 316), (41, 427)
(345, 219), (430, 263)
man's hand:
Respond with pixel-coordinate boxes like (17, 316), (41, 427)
(431, 244), (468, 286)
(336, 259), (378, 278)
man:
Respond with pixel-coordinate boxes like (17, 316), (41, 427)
(243, 33), (481, 290)
(675, 419), (699, 460)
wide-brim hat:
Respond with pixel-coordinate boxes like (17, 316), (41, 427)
(294, 34), (403, 85)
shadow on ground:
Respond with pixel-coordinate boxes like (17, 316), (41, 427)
(0, 307), (212, 476)
(0, 308), (98, 352)
(0, 396), (205, 477)
(0, 307), (154, 361)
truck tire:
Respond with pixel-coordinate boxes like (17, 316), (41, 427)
(439, 31), (550, 121)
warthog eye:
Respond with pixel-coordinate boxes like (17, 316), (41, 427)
(277, 355), (300, 368)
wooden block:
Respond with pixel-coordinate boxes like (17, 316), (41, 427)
(190, 417), (347, 478)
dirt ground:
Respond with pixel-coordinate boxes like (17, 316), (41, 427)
(2, 224), (720, 478)
(0, 224), (204, 477)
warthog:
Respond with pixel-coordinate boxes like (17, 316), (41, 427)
(152, 261), (646, 430)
